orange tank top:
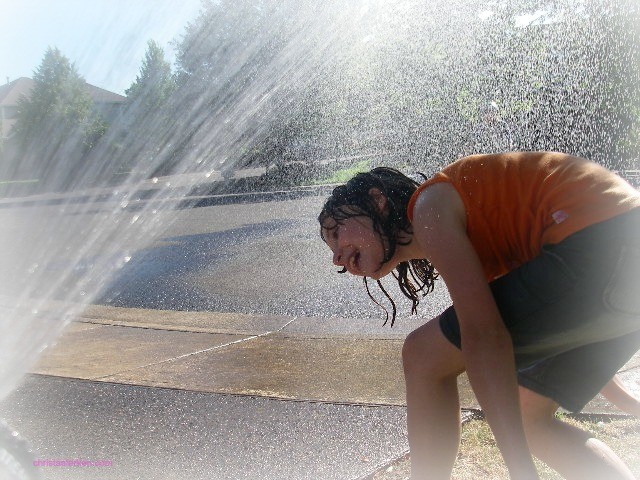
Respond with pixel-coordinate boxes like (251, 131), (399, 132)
(407, 152), (640, 280)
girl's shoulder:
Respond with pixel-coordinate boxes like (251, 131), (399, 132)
(407, 171), (454, 222)
(410, 182), (466, 232)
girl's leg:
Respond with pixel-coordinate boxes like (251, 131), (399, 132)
(519, 386), (636, 480)
(402, 317), (466, 480)
(600, 375), (640, 418)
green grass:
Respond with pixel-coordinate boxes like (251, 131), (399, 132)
(0, 179), (40, 197)
(0, 179), (39, 185)
(311, 159), (371, 185)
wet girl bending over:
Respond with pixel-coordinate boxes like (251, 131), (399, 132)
(318, 152), (640, 480)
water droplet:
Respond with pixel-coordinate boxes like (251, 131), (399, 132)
(151, 177), (159, 184)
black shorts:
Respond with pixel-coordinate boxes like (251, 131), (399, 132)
(439, 208), (640, 412)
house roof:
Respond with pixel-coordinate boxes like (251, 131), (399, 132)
(0, 77), (126, 107)
(84, 83), (126, 104)
(0, 77), (34, 106)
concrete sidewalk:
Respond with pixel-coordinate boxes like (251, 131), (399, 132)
(30, 304), (640, 413)
(30, 307), (408, 407)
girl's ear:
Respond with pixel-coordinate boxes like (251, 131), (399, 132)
(368, 187), (387, 213)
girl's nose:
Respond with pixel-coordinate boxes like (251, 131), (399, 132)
(333, 250), (343, 266)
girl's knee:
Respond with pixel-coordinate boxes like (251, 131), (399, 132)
(402, 318), (464, 380)
(401, 328), (426, 374)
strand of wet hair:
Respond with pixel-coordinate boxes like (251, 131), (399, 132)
(393, 260), (439, 320)
(363, 261), (437, 328)
(408, 261), (428, 293)
(393, 263), (420, 316)
(376, 279), (397, 327)
(363, 277), (397, 327)
(411, 259), (438, 293)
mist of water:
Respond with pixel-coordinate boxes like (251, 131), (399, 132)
(0, 0), (638, 401)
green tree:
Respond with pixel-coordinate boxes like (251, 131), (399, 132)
(168, 0), (343, 176)
(108, 40), (177, 177)
(464, 0), (640, 170)
(13, 47), (106, 190)
(170, 1), (484, 171)
(125, 40), (176, 111)
(162, 0), (640, 183)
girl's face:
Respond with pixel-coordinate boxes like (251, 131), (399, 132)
(322, 213), (390, 279)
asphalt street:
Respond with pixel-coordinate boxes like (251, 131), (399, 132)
(1, 375), (408, 480)
(93, 192), (453, 324)
(0, 187), (452, 325)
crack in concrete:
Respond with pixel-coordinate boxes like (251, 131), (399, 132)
(93, 317), (298, 380)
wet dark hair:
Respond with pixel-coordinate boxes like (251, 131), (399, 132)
(318, 167), (438, 326)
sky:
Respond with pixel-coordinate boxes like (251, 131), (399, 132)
(0, 0), (554, 97)
(0, 0), (204, 95)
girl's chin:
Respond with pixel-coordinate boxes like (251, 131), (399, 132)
(366, 268), (387, 280)
(368, 261), (398, 280)
(359, 256), (396, 279)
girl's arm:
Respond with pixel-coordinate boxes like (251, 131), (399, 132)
(412, 183), (539, 479)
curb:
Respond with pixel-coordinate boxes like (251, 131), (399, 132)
(0, 181), (337, 210)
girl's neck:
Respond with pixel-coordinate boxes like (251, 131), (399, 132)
(395, 230), (425, 263)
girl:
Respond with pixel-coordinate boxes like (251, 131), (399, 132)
(319, 151), (640, 480)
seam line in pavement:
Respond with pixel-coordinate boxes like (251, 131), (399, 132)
(28, 373), (409, 407)
(92, 317), (298, 381)
(76, 318), (407, 341)
(78, 318), (260, 336)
